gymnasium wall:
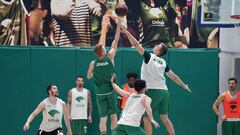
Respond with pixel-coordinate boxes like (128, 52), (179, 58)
(0, 46), (219, 135)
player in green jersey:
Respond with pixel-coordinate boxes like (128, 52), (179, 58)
(87, 16), (121, 135)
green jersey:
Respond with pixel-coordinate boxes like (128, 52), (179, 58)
(93, 55), (115, 95)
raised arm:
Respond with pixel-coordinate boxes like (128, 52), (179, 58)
(108, 18), (121, 60)
(141, 96), (160, 128)
(63, 102), (72, 135)
(111, 74), (130, 97)
(87, 61), (94, 79)
(166, 70), (191, 93)
(98, 15), (111, 47)
(87, 90), (93, 123)
(213, 93), (225, 122)
(120, 25), (145, 55)
(23, 101), (45, 131)
(112, 82), (131, 97)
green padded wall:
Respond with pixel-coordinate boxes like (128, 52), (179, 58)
(0, 47), (219, 135)
(0, 47), (30, 135)
(167, 49), (219, 135)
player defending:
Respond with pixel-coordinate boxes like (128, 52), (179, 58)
(87, 16), (121, 135)
(120, 26), (191, 135)
(111, 74), (159, 135)
(67, 75), (92, 135)
(213, 78), (240, 135)
(23, 85), (72, 135)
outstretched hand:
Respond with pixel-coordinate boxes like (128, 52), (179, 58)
(151, 119), (160, 128)
(101, 15), (111, 32)
(183, 84), (192, 93)
(23, 123), (30, 131)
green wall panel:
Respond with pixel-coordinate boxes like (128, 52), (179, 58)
(167, 49), (219, 135)
(0, 47), (30, 135)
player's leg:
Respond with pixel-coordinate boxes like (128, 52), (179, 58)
(96, 95), (108, 135)
(233, 121), (240, 135)
(70, 120), (80, 135)
(222, 121), (233, 135)
(159, 115), (175, 135)
(71, 119), (88, 135)
(129, 126), (146, 135)
(143, 89), (162, 135)
(159, 90), (175, 135)
(79, 119), (88, 135)
(111, 114), (118, 130)
(112, 124), (126, 135)
(108, 92), (119, 131)
(99, 117), (108, 135)
(143, 117), (152, 135)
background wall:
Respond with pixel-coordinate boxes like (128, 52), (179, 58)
(218, 27), (240, 135)
(0, 47), (219, 135)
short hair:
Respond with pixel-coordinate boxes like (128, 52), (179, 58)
(94, 44), (103, 56)
(76, 75), (83, 80)
(159, 43), (168, 56)
(46, 84), (55, 95)
(134, 79), (146, 92)
(127, 72), (137, 79)
(228, 77), (237, 84)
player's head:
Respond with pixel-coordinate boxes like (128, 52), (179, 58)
(76, 75), (84, 88)
(134, 79), (146, 93)
(127, 72), (137, 87)
(153, 43), (168, 57)
(47, 84), (58, 97)
(228, 77), (237, 91)
(94, 44), (106, 57)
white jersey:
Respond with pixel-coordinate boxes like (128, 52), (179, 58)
(141, 53), (168, 90)
(39, 98), (64, 132)
(70, 87), (88, 120)
(118, 93), (150, 127)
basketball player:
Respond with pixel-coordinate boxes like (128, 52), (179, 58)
(67, 75), (92, 135)
(120, 25), (191, 135)
(87, 17), (121, 135)
(119, 72), (137, 110)
(23, 85), (72, 135)
(213, 78), (240, 135)
(111, 74), (159, 135)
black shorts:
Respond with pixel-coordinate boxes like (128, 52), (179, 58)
(37, 128), (63, 135)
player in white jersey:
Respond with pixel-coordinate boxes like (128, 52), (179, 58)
(120, 26), (191, 135)
(111, 74), (159, 135)
(67, 75), (92, 135)
(23, 85), (72, 135)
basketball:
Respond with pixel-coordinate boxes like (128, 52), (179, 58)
(115, 4), (128, 17)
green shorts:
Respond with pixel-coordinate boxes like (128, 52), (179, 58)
(71, 119), (88, 135)
(96, 92), (119, 117)
(112, 124), (146, 135)
(145, 89), (170, 115)
(222, 121), (240, 135)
